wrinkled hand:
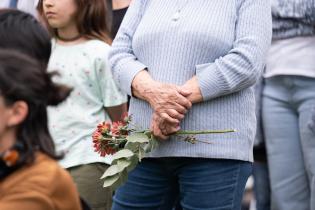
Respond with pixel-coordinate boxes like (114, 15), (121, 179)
(147, 82), (197, 140)
(150, 112), (181, 140)
(146, 82), (192, 140)
(131, 71), (193, 140)
(145, 82), (192, 124)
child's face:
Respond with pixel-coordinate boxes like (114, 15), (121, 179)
(0, 96), (28, 153)
(42, 0), (78, 29)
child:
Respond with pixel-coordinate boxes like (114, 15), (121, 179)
(38, 1), (128, 209)
(0, 50), (82, 210)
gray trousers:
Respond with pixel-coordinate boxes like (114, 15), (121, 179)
(263, 76), (315, 210)
(68, 163), (112, 210)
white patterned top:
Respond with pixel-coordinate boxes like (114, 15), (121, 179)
(48, 39), (127, 168)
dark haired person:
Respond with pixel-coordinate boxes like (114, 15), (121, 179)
(0, 9), (50, 67)
(0, 50), (81, 210)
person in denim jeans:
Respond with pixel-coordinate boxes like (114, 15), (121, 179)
(109, 1), (271, 209)
(262, 1), (315, 210)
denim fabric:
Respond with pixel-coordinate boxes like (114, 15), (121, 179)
(262, 76), (315, 210)
(112, 158), (252, 210)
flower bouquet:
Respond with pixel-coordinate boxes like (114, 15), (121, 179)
(92, 114), (235, 190)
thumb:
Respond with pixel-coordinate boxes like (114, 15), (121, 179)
(179, 87), (192, 97)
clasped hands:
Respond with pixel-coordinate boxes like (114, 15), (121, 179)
(147, 82), (192, 140)
(132, 70), (201, 140)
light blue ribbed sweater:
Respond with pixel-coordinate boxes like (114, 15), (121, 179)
(109, 0), (272, 162)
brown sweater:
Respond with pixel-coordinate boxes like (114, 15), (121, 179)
(0, 153), (82, 210)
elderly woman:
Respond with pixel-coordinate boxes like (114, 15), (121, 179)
(109, 1), (272, 209)
(263, 1), (315, 210)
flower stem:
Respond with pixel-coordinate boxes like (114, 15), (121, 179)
(175, 129), (236, 135)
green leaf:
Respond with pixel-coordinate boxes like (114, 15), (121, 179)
(126, 132), (150, 143)
(100, 164), (124, 179)
(120, 169), (129, 185)
(102, 174), (120, 188)
(112, 156), (139, 172)
(138, 146), (145, 162)
(112, 149), (134, 161)
(124, 141), (140, 152)
(143, 137), (159, 153)
(116, 158), (132, 169)
(126, 155), (138, 172)
(150, 137), (159, 150)
(144, 131), (152, 138)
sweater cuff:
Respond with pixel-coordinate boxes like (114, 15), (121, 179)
(195, 63), (226, 101)
(117, 60), (147, 96)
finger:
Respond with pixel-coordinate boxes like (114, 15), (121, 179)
(175, 94), (192, 110)
(151, 115), (160, 136)
(166, 109), (185, 120)
(152, 119), (158, 135)
(150, 118), (155, 132)
(153, 115), (169, 140)
(154, 125), (168, 140)
(159, 112), (179, 124)
(158, 120), (170, 135)
(157, 117), (180, 136)
(165, 102), (187, 114)
(164, 124), (180, 135)
(178, 87), (192, 97)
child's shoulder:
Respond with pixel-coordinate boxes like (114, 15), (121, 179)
(83, 40), (111, 63)
(85, 40), (111, 54)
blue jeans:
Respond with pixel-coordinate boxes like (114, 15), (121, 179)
(112, 158), (252, 210)
(262, 76), (315, 210)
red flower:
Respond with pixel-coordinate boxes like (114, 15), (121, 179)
(92, 116), (131, 157)
(92, 131), (103, 143)
(97, 121), (111, 134)
(92, 130), (117, 157)
(111, 121), (125, 137)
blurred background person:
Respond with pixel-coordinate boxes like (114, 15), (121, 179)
(0, 9), (83, 210)
(0, 50), (81, 210)
(0, 9), (50, 67)
(0, 50), (80, 210)
(110, 0), (131, 39)
(104, 0), (131, 39)
(262, 0), (315, 210)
